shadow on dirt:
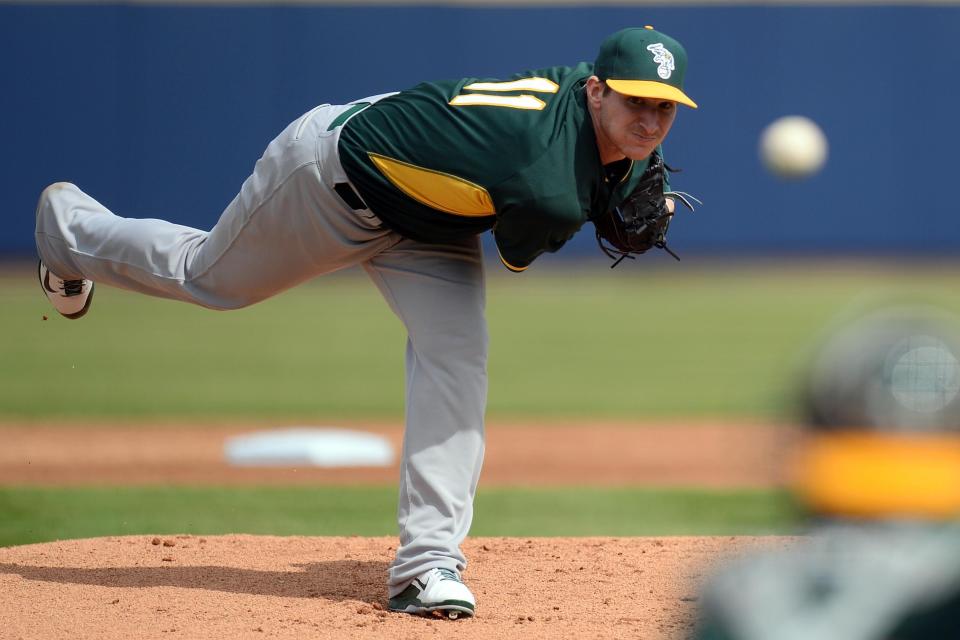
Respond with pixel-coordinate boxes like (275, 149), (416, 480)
(0, 560), (391, 602)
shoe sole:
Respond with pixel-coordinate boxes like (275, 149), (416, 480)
(388, 602), (475, 620)
(37, 262), (95, 319)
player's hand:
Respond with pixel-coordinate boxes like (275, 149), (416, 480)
(592, 152), (698, 267)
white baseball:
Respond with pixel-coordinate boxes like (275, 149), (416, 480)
(759, 116), (828, 179)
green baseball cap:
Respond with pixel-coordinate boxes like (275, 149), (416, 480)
(595, 26), (697, 109)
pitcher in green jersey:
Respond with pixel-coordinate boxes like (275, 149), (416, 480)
(35, 27), (696, 618)
(339, 26), (695, 271)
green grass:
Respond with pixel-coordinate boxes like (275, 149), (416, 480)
(3, 260), (959, 420)
(0, 486), (799, 547)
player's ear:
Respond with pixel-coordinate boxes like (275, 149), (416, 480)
(585, 76), (605, 108)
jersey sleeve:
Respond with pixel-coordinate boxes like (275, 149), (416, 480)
(492, 203), (583, 272)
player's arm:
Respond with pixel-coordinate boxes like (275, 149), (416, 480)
(595, 147), (697, 266)
(492, 204), (582, 272)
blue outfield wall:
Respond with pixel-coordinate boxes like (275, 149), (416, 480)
(1, 4), (958, 257)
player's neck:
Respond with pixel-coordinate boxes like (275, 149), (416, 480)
(587, 105), (626, 165)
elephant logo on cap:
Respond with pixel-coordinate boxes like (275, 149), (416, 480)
(646, 43), (675, 80)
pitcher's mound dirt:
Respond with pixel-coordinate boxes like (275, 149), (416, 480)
(0, 534), (793, 640)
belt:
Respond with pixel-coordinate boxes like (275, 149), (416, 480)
(330, 102), (372, 211)
(334, 182), (367, 211)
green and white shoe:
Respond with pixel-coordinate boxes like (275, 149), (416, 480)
(388, 568), (476, 619)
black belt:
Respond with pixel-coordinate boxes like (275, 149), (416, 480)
(334, 182), (367, 211)
(330, 103), (372, 211)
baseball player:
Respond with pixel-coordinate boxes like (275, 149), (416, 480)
(36, 27), (696, 619)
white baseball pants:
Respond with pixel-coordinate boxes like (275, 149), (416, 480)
(34, 101), (488, 597)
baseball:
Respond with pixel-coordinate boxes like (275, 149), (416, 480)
(759, 116), (828, 179)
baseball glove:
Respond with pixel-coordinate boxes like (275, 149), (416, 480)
(593, 151), (700, 268)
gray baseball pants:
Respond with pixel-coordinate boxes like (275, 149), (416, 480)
(34, 100), (488, 597)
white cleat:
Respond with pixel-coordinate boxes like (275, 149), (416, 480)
(38, 261), (95, 319)
(388, 567), (476, 619)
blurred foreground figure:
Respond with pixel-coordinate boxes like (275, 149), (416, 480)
(694, 306), (960, 640)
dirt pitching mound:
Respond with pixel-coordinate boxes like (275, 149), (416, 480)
(0, 534), (793, 639)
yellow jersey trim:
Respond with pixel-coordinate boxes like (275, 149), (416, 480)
(495, 244), (528, 272)
(367, 152), (496, 217)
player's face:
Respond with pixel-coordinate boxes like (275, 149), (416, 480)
(587, 79), (677, 163)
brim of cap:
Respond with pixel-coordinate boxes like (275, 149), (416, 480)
(606, 79), (698, 109)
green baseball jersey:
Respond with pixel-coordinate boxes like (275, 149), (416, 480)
(337, 63), (660, 271)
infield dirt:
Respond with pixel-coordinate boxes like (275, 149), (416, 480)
(0, 421), (796, 486)
(2, 421), (797, 639)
